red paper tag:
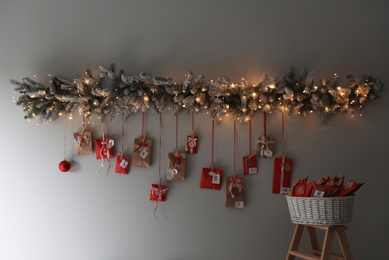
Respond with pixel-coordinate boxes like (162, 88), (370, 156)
(200, 167), (223, 190)
(149, 184), (168, 201)
(272, 157), (293, 194)
(94, 137), (115, 160)
(242, 155), (258, 175)
(115, 155), (130, 174)
(186, 135), (199, 154)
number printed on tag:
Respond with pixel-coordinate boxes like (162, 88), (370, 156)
(249, 167), (257, 175)
(139, 147), (149, 159)
(235, 201), (244, 208)
(119, 159), (128, 168)
(211, 173), (220, 184)
(280, 187), (290, 194)
(314, 190), (325, 197)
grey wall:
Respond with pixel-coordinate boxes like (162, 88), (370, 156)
(1, 1), (388, 259)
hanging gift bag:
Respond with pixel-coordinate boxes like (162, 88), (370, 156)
(243, 119), (258, 175)
(272, 110), (293, 194)
(150, 184), (168, 202)
(226, 121), (245, 208)
(258, 112), (275, 158)
(167, 116), (186, 181)
(132, 112), (152, 168)
(115, 113), (131, 174)
(167, 152), (186, 181)
(226, 177), (245, 208)
(73, 117), (93, 155)
(150, 114), (168, 219)
(200, 117), (223, 190)
(186, 112), (199, 154)
(94, 136), (115, 159)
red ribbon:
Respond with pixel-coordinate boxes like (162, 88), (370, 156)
(228, 177), (245, 198)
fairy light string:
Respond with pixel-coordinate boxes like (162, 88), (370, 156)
(10, 65), (382, 123)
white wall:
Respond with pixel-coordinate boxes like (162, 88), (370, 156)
(1, 1), (388, 259)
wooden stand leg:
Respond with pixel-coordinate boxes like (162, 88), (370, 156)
(286, 224), (305, 260)
(336, 229), (354, 260)
(306, 226), (320, 256)
(320, 229), (335, 260)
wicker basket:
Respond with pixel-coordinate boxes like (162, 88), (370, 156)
(286, 195), (354, 226)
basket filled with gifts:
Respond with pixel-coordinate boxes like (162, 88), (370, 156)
(286, 175), (364, 226)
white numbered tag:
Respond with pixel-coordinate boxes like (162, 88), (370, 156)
(235, 201), (244, 208)
(108, 139), (114, 148)
(249, 167), (257, 175)
(264, 149), (273, 157)
(210, 172), (220, 184)
(280, 187), (290, 194)
(119, 159), (128, 169)
(139, 147), (149, 159)
(314, 189), (325, 197)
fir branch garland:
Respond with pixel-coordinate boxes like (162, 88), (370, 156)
(10, 64), (383, 123)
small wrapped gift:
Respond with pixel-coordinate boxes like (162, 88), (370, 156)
(74, 131), (93, 155)
(258, 136), (275, 158)
(132, 137), (152, 168)
(337, 180), (364, 197)
(200, 167), (223, 190)
(272, 157), (293, 194)
(185, 135), (199, 154)
(290, 177), (312, 197)
(225, 177), (245, 208)
(94, 137), (115, 159)
(167, 152), (186, 181)
(310, 183), (332, 197)
(149, 184), (168, 202)
(115, 154), (130, 174)
(242, 154), (258, 175)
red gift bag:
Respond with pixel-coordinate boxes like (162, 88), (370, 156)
(272, 157), (293, 194)
(185, 135), (199, 154)
(115, 155), (130, 174)
(149, 184), (168, 202)
(200, 167), (223, 190)
(226, 177), (245, 208)
(242, 154), (258, 175)
(94, 137), (115, 159)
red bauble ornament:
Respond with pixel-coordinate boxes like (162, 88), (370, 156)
(59, 160), (71, 172)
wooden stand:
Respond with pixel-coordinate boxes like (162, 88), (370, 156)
(286, 224), (353, 260)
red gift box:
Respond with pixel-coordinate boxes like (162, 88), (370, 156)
(242, 154), (258, 175)
(94, 137), (115, 160)
(185, 135), (199, 154)
(272, 157), (293, 194)
(115, 155), (130, 174)
(149, 184), (168, 202)
(200, 167), (223, 190)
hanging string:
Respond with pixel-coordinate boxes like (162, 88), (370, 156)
(121, 112), (125, 159)
(280, 108), (286, 193)
(249, 119), (252, 154)
(81, 115), (86, 134)
(211, 117), (215, 171)
(154, 112), (163, 220)
(233, 120), (236, 177)
(263, 111), (267, 137)
(142, 111), (146, 141)
(191, 111), (195, 136)
(281, 109), (285, 160)
(63, 118), (67, 160)
(159, 113), (162, 186)
(175, 115), (178, 152)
